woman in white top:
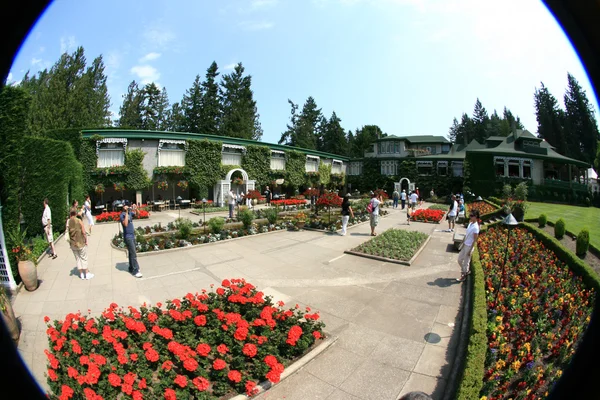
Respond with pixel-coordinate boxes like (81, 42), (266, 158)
(457, 210), (480, 282)
(447, 195), (458, 232)
(83, 195), (94, 235)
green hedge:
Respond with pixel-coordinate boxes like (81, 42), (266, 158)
(318, 162), (331, 186)
(186, 140), (222, 190)
(80, 138), (98, 194)
(455, 225), (491, 400)
(125, 149), (150, 191)
(284, 150), (305, 190)
(242, 145), (271, 189)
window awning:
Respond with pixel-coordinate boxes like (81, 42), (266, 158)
(158, 139), (188, 152)
(222, 144), (246, 153)
(96, 138), (127, 156)
(416, 161), (433, 167)
(271, 150), (285, 155)
(332, 159), (343, 164)
(437, 161), (448, 166)
(306, 155), (320, 161)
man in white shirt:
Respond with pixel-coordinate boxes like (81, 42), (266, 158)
(409, 191), (418, 209)
(457, 210), (480, 282)
(227, 190), (237, 218)
(369, 191), (381, 236)
(447, 195), (458, 232)
(400, 190), (407, 209)
(42, 198), (57, 259)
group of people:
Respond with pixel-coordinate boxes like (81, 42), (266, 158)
(42, 195), (143, 281)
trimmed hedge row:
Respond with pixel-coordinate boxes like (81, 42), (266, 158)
(455, 221), (600, 399)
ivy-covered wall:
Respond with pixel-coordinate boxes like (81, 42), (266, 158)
(284, 150), (306, 191)
(318, 162), (331, 186)
(80, 138), (97, 195)
(186, 139), (222, 193)
(125, 149), (150, 191)
(241, 145), (271, 189)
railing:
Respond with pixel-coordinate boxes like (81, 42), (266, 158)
(541, 179), (588, 191)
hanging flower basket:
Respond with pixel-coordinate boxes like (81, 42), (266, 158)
(157, 181), (169, 191)
(113, 182), (126, 192)
(232, 177), (244, 186)
(177, 180), (189, 191)
(94, 183), (105, 194)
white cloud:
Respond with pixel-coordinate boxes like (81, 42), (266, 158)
(143, 25), (176, 49)
(224, 63), (237, 70)
(239, 21), (274, 31)
(6, 72), (12, 82)
(130, 65), (160, 84)
(60, 35), (77, 54)
(139, 52), (161, 62)
(251, 0), (278, 8)
(31, 57), (42, 66)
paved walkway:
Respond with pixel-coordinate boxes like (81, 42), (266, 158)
(12, 204), (465, 399)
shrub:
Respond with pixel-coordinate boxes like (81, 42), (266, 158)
(555, 218), (566, 239)
(576, 228), (590, 256)
(238, 208), (254, 229)
(263, 208), (279, 225)
(514, 182), (528, 201)
(428, 204), (449, 211)
(538, 213), (547, 228)
(502, 184), (513, 200)
(175, 218), (194, 239)
(208, 217), (225, 234)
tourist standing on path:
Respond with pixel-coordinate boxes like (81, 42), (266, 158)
(264, 186), (272, 206)
(430, 188), (435, 199)
(369, 191), (381, 236)
(409, 190), (418, 209)
(120, 201), (142, 278)
(42, 198), (57, 259)
(392, 189), (399, 208)
(457, 210), (480, 282)
(227, 189), (237, 218)
(400, 189), (407, 209)
(340, 193), (355, 236)
(83, 195), (94, 235)
(415, 187), (421, 205)
(447, 195), (458, 232)
(68, 207), (93, 280)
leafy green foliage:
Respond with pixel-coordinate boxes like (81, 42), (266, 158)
(538, 213), (547, 228)
(555, 218), (566, 239)
(208, 217), (225, 234)
(238, 208), (254, 229)
(125, 149), (150, 191)
(429, 204), (449, 211)
(318, 162), (331, 186)
(576, 228), (590, 256)
(241, 145), (271, 188)
(514, 182), (528, 201)
(352, 229), (428, 261)
(279, 97), (321, 149)
(186, 140), (223, 189)
(175, 218), (194, 239)
(284, 150), (306, 190)
(262, 208), (279, 225)
(219, 63), (262, 140)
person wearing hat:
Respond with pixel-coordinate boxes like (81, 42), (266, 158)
(120, 201), (142, 278)
(340, 193), (355, 236)
(400, 189), (407, 210)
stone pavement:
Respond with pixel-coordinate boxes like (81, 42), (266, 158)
(12, 203), (465, 399)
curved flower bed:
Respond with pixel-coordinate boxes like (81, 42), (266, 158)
(411, 209), (445, 223)
(270, 199), (307, 207)
(44, 279), (325, 399)
(467, 201), (498, 216)
(477, 226), (595, 398)
(113, 222), (292, 253)
(96, 210), (150, 223)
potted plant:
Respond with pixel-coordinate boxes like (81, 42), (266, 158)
(246, 190), (262, 206)
(232, 177), (244, 186)
(0, 285), (19, 343)
(177, 180), (189, 191)
(294, 212), (307, 229)
(7, 227), (38, 291)
(94, 183), (105, 194)
(157, 180), (169, 191)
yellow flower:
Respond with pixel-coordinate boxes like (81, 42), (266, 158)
(480, 397), (488, 400)
(496, 316), (502, 322)
(512, 360), (521, 371)
(510, 298), (516, 305)
(556, 370), (562, 377)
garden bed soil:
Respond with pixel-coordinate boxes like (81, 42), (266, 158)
(541, 225), (600, 276)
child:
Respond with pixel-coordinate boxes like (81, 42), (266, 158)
(407, 204), (412, 225)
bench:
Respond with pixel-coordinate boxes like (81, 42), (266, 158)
(453, 232), (465, 251)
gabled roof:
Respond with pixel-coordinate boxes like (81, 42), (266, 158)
(378, 135), (450, 144)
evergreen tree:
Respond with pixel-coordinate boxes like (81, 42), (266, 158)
(534, 83), (568, 155)
(219, 63), (262, 140)
(76, 55), (112, 127)
(139, 83), (162, 130)
(181, 75), (203, 133)
(278, 96), (322, 149)
(448, 118), (460, 143)
(503, 107), (524, 133)
(486, 110), (503, 138)
(168, 102), (186, 132)
(350, 125), (382, 157)
(320, 111), (348, 156)
(472, 98), (489, 142)
(346, 129), (355, 157)
(563, 73), (600, 164)
(156, 86), (171, 131)
(198, 61), (221, 135)
(117, 80), (143, 129)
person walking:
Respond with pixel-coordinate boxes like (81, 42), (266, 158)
(68, 207), (93, 280)
(409, 190), (418, 209)
(415, 187), (421, 205)
(264, 185), (272, 206)
(83, 195), (94, 235)
(120, 201), (142, 278)
(369, 191), (381, 236)
(457, 210), (480, 282)
(42, 198), (57, 259)
(447, 195), (458, 232)
(392, 189), (399, 208)
(340, 193), (355, 236)
(227, 189), (236, 218)
(400, 189), (407, 210)
(406, 203), (412, 225)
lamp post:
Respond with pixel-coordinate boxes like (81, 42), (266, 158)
(202, 198), (207, 233)
(494, 213), (519, 305)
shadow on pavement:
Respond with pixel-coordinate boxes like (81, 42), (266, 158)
(445, 244), (456, 253)
(350, 232), (372, 236)
(115, 262), (130, 273)
(427, 278), (461, 288)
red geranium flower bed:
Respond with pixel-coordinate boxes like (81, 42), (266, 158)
(44, 279), (325, 400)
(96, 210), (150, 223)
(478, 226), (595, 398)
(270, 199), (307, 206)
(411, 209), (445, 223)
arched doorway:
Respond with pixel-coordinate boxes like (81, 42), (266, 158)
(214, 168), (256, 206)
(395, 177), (414, 194)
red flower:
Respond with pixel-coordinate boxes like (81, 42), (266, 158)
(145, 348), (159, 362)
(264, 355), (278, 368)
(228, 370), (242, 383)
(164, 388), (177, 400)
(196, 343), (211, 357)
(174, 375), (188, 388)
(48, 369), (58, 381)
(216, 288), (225, 296)
(246, 380), (259, 396)
(67, 367), (79, 378)
(132, 391), (143, 400)
(138, 378), (147, 389)
(194, 315), (206, 326)
(161, 360), (174, 371)
(58, 385), (74, 400)
(313, 331), (322, 340)
(130, 353), (138, 362)
(243, 343), (258, 357)
(234, 327), (248, 341)
(192, 376), (210, 391)
(222, 279), (231, 287)
(108, 373), (122, 387)
(213, 358), (227, 371)
(286, 325), (303, 346)
(217, 344), (229, 354)
(266, 370), (281, 384)
(44, 316), (50, 323)
(183, 358), (198, 372)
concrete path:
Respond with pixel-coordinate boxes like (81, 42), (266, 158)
(12, 204), (465, 399)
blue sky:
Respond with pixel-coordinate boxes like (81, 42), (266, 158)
(7, 0), (600, 145)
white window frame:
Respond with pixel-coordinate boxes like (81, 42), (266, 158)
(158, 140), (187, 167)
(305, 155), (320, 172)
(416, 160), (433, 176)
(270, 150), (286, 171)
(96, 138), (127, 168)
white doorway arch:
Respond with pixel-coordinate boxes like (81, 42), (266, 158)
(395, 177), (414, 194)
(214, 168), (256, 206)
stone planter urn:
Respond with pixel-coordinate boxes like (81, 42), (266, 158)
(252, 199), (257, 206)
(18, 260), (38, 291)
(0, 291), (20, 343)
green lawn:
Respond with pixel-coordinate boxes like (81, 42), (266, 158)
(525, 201), (600, 248)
